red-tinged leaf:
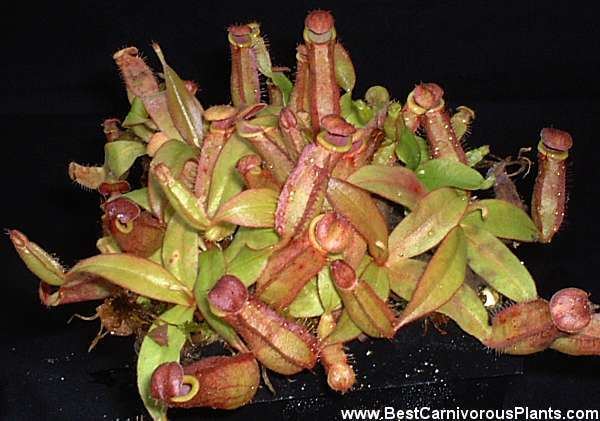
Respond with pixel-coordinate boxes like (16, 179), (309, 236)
(396, 227), (467, 329)
(142, 91), (183, 141)
(154, 44), (204, 147)
(275, 144), (330, 240)
(462, 223), (537, 302)
(38, 275), (116, 307)
(388, 188), (468, 263)
(347, 165), (427, 210)
(68, 254), (194, 306)
(341, 227), (368, 269)
(194, 129), (231, 209)
(388, 259), (491, 342)
(327, 177), (389, 264)
(9, 230), (66, 286)
(213, 188), (278, 228)
(148, 324), (169, 346)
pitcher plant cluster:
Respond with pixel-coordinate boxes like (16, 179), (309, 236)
(9, 10), (597, 420)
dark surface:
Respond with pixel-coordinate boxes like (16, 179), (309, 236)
(2, 0), (600, 420)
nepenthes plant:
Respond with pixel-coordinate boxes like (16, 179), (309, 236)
(9, 9), (599, 420)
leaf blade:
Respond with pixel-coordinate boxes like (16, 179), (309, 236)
(388, 188), (468, 262)
(396, 226), (467, 328)
(327, 177), (389, 264)
(462, 223), (538, 302)
(68, 254), (193, 306)
(347, 165), (427, 210)
(416, 159), (490, 191)
(104, 140), (146, 178)
(214, 188), (278, 228)
(162, 214), (200, 290)
(461, 199), (539, 242)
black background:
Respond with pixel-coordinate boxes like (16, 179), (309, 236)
(2, 0), (600, 419)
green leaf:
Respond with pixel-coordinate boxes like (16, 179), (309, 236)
(461, 199), (539, 242)
(288, 278), (324, 318)
(137, 305), (193, 421)
(194, 249), (245, 351)
(68, 254), (193, 306)
(154, 45), (204, 147)
(372, 138), (397, 166)
(120, 187), (152, 212)
(340, 92), (369, 128)
(388, 259), (491, 342)
(364, 86), (390, 111)
(317, 266), (342, 312)
(104, 140), (146, 178)
(224, 227), (279, 261)
(353, 99), (374, 126)
(334, 43), (356, 92)
(96, 236), (121, 254)
(327, 177), (389, 264)
(321, 310), (362, 346)
(148, 139), (197, 219)
(162, 214), (199, 290)
(388, 259), (427, 300)
(122, 96), (150, 127)
(383, 102), (402, 139)
(213, 188), (278, 228)
(9, 230), (65, 286)
(388, 188), (468, 262)
(416, 159), (491, 191)
(360, 258), (390, 300)
(207, 134), (254, 217)
(396, 126), (422, 170)
(152, 164), (210, 231)
(271, 72), (293, 106)
(396, 226), (467, 328)
(466, 145), (490, 167)
(415, 136), (430, 165)
(347, 165), (427, 210)
(437, 282), (491, 342)
(225, 245), (272, 287)
(462, 223), (537, 302)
